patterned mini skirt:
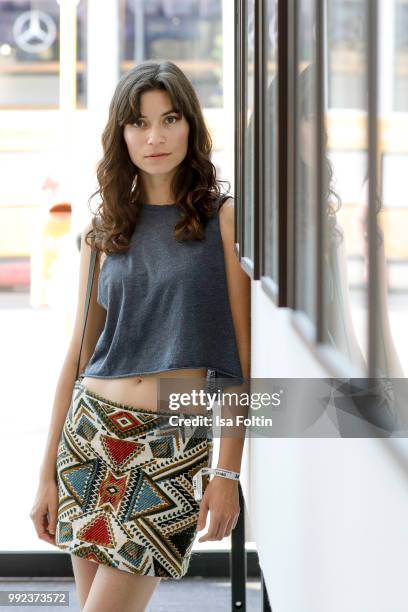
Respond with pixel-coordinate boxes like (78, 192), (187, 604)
(55, 370), (215, 579)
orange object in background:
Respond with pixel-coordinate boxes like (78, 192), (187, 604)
(30, 202), (72, 308)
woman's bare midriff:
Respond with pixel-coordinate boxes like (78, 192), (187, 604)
(81, 254), (209, 411)
(81, 368), (209, 412)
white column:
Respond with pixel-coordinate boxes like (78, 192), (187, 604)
(222, 0), (236, 190)
(56, 0), (78, 226)
(87, 0), (120, 115)
(74, 0), (120, 229)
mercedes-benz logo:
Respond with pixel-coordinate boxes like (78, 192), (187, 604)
(12, 10), (57, 54)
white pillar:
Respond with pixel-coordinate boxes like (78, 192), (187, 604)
(56, 0), (78, 228)
(222, 0), (236, 190)
(74, 0), (120, 229)
(87, 0), (120, 116)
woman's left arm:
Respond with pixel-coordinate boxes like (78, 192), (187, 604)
(197, 197), (251, 542)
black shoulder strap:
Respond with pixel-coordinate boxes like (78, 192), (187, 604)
(218, 193), (233, 211)
(75, 248), (97, 381)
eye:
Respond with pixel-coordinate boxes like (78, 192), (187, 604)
(132, 118), (145, 128)
(165, 115), (178, 125)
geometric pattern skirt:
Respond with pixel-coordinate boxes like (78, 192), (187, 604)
(55, 372), (214, 579)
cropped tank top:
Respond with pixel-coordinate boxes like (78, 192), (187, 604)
(82, 196), (244, 387)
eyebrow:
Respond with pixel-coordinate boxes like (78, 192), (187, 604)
(138, 109), (179, 118)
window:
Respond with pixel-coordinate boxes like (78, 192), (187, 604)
(237, 0), (408, 378)
(323, 0), (369, 371)
(119, 0), (223, 108)
(242, 0), (255, 268)
(0, 0), (87, 109)
(327, 0), (367, 110)
(263, 0), (279, 289)
(294, 0), (318, 325)
(395, 0), (408, 112)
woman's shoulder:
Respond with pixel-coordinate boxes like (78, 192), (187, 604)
(217, 196), (235, 242)
(205, 194), (235, 249)
(211, 193), (235, 214)
(216, 195), (235, 229)
(218, 194), (234, 210)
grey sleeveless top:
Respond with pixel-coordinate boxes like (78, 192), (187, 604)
(82, 197), (244, 386)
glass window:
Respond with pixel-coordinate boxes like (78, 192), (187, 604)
(377, 139), (408, 372)
(243, 0), (255, 263)
(120, 0), (223, 108)
(0, 0), (87, 109)
(263, 0), (279, 285)
(395, 0), (408, 112)
(322, 0), (369, 372)
(76, 0), (87, 109)
(327, 0), (367, 110)
(0, 0), (234, 557)
(294, 0), (317, 323)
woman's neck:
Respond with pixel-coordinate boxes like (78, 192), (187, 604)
(139, 171), (176, 205)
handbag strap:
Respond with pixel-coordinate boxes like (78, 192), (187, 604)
(75, 248), (98, 381)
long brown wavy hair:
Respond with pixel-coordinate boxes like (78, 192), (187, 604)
(85, 60), (228, 254)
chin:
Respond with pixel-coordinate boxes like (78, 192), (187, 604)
(141, 161), (183, 176)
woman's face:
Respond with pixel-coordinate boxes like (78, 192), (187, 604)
(123, 89), (190, 178)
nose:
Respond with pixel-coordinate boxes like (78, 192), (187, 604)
(146, 124), (166, 145)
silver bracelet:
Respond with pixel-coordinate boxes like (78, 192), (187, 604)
(192, 467), (240, 501)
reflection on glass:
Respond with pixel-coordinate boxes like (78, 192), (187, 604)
(264, 0), (278, 283)
(76, 1), (87, 109)
(395, 0), (408, 112)
(244, 0), (255, 262)
(295, 0), (317, 322)
(328, 0), (367, 109)
(121, 0), (223, 108)
(378, 55), (408, 376)
(0, 0), (87, 108)
(323, 0), (369, 370)
(375, 181), (406, 378)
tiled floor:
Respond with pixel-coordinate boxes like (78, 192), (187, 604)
(0, 578), (262, 611)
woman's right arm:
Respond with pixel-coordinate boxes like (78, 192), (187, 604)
(30, 221), (106, 543)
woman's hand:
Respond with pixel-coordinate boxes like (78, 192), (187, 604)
(196, 476), (240, 542)
(29, 478), (59, 545)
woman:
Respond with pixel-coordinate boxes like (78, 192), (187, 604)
(30, 60), (250, 611)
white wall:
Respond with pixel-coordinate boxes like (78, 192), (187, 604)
(243, 281), (408, 612)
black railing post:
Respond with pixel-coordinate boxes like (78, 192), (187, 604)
(230, 482), (247, 611)
(261, 569), (273, 611)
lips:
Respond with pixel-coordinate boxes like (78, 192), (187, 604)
(146, 153), (170, 158)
